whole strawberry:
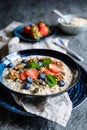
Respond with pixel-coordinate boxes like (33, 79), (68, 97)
(30, 31), (42, 40)
(30, 24), (39, 33)
(38, 21), (49, 37)
(24, 26), (31, 35)
(30, 24), (42, 39)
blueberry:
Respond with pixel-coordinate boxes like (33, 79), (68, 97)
(24, 64), (29, 69)
(24, 83), (30, 90)
(38, 73), (46, 80)
(26, 77), (33, 84)
(7, 62), (13, 68)
(38, 61), (43, 67)
(58, 80), (65, 87)
(22, 59), (28, 64)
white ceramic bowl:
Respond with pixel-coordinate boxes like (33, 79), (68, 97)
(57, 14), (87, 35)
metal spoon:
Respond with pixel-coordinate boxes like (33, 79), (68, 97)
(53, 9), (69, 24)
(54, 38), (83, 61)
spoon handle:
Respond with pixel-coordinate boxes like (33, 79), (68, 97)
(64, 46), (84, 61)
(53, 9), (66, 20)
(54, 38), (83, 61)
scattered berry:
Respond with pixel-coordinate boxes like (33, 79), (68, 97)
(7, 63), (13, 68)
(26, 76), (33, 84)
(38, 73), (46, 80)
(58, 80), (65, 87)
(22, 59), (28, 64)
(24, 83), (30, 90)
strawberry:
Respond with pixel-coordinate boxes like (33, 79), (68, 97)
(44, 68), (54, 75)
(49, 63), (62, 74)
(39, 26), (49, 37)
(24, 26), (31, 35)
(30, 31), (42, 40)
(38, 21), (46, 29)
(30, 24), (39, 33)
(25, 68), (39, 80)
(19, 71), (26, 81)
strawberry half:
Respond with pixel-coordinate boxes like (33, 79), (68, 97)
(25, 68), (39, 80)
(49, 63), (62, 74)
(44, 68), (54, 75)
(19, 71), (26, 81)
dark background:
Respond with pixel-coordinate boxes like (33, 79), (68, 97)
(0, 0), (87, 29)
(0, 0), (87, 130)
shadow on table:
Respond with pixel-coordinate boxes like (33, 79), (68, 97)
(0, 106), (60, 130)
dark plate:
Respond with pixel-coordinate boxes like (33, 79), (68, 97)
(13, 24), (55, 42)
(0, 49), (80, 100)
(0, 65), (87, 116)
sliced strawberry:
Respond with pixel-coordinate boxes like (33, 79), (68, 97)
(24, 26), (31, 35)
(44, 68), (54, 75)
(25, 68), (39, 80)
(52, 59), (57, 64)
(49, 63), (62, 74)
(19, 71), (26, 81)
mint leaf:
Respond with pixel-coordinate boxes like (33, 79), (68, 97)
(29, 62), (39, 69)
(42, 58), (52, 66)
(46, 74), (57, 87)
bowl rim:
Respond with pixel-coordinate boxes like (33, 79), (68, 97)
(0, 49), (81, 98)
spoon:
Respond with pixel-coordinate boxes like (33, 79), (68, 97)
(53, 9), (69, 24)
(54, 38), (83, 61)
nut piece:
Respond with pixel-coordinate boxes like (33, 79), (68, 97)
(14, 64), (23, 70)
(29, 57), (38, 62)
(8, 70), (19, 80)
(40, 67), (46, 73)
(56, 61), (63, 68)
(54, 73), (64, 81)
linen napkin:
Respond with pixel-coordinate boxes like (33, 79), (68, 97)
(0, 21), (72, 127)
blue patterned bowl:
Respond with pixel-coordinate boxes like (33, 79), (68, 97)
(0, 49), (81, 102)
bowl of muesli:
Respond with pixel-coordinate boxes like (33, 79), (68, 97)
(57, 14), (87, 34)
(0, 49), (80, 102)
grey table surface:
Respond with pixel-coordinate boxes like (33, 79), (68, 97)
(0, 0), (87, 130)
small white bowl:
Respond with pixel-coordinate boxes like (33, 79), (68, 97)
(57, 14), (87, 35)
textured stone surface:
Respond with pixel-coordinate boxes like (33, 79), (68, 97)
(0, 0), (87, 130)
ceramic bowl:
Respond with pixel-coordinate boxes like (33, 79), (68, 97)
(57, 14), (87, 35)
(0, 49), (81, 102)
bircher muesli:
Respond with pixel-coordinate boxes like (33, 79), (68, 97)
(3, 55), (73, 95)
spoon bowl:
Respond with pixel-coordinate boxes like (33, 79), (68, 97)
(53, 9), (70, 24)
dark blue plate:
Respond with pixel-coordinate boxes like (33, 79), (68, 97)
(13, 24), (55, 42)
(0, 65), (87, 116)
